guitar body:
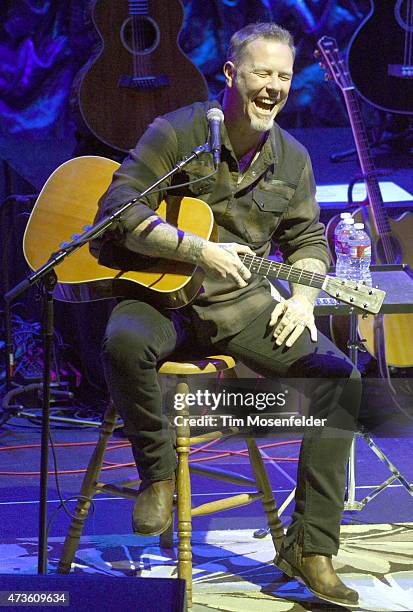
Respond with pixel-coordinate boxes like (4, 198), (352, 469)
(352, 206), (413, 268)
(328, 205), (413, 366)
(348, 1), (413, 114)
(22, 156), (215, 309)
(79, 0), (208, 151)
(353, 207), (413, 367)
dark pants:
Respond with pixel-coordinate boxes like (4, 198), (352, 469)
(102, 299), (361, 555)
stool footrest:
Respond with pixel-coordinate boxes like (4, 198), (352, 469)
(189, 427), (240, 444)
(101, 477), (141, 488)
(96, 483), (140, 500)
(191, 492), (263, 516)
(189, 464), (256, 486)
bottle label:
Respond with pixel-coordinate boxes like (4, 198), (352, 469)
(335, 239), (342, 254)
(336, 239), (352, 255)
(350, 245), (371, 258)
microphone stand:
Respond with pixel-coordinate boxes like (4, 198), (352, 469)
(4, 142), (211, 574)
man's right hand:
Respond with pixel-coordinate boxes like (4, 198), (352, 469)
(199, 242), (254, 288)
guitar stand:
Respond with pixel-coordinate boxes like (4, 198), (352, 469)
(254, 265), (413, 540)
(344, 310), (413, 510)
(330, 125), (413, 163)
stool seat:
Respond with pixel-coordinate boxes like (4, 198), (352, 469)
(158, 354), (236, 375)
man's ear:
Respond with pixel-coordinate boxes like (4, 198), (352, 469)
(223, 61), (236, 87)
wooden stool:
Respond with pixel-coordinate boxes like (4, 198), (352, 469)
(57, 355), (284, 607)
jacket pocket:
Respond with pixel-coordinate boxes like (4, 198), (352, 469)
(244, 187), (289, 245)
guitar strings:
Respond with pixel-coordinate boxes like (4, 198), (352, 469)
(404, 0), (413, 67)
(347, 88), (396, 263)
(409, 0), (413, 68)
(130, 0), (146, 78)
(239, 253), (325, 287)
(131, 1), (137, 78)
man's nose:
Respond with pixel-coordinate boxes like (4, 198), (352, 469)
(266, 75), (281, 93)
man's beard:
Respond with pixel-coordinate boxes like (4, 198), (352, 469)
(249, 114), (275, 132)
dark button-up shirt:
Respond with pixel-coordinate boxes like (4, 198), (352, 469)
(91, 99), (329, 342)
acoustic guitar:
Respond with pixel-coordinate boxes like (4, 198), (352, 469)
(79, 0), (208, 151)
(317, 36), (413, 366)
(347, 1), (413, 115)
(22, 156), (385, 315)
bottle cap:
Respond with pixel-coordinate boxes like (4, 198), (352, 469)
(354, 223), (364, 229)
(340, 212), (352, 219)
(343, 218), (355, 224)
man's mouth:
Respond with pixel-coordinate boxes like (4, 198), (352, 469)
(253, 97), (277, 113)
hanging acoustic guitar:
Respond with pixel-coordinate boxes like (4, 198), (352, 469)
(317, 35), (413, 367)
(79, 0), (208, 151)
(347, 1), (413, 114)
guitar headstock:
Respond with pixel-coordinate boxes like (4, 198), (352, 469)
(323, 276), (386, 314)
(315, 36), (352, 92)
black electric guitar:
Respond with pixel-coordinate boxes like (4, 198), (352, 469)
(347, 1), (413, 114)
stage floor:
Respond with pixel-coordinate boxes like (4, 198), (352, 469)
(0, 413), (412, 611)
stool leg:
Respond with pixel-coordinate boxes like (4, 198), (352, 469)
(175, 380), (193, 608)
(246, 438), (284, 553)
(57, 403), (118, 573)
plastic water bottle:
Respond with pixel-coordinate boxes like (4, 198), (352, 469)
(347, 222), (372, 285)
(335, 217), (355, 279)
(334, 212), (352, 247)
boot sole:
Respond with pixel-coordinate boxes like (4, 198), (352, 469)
(275, 554), (359, 608)
(133, 513), (173, 537)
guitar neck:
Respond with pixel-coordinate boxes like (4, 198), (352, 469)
(240, 254), (325, 289)
(342, 86), (391, 235)
(239, 252), (385, 314)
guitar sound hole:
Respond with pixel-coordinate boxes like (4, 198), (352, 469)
(120, 16), (160, 55)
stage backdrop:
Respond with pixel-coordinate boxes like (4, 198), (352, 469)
(0, 0), (370, 401)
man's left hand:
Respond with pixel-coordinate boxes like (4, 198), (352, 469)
(270, 295), (317, 347)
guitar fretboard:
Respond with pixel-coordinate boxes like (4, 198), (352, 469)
(240, 254), (325, 289)
(343, 86), (392, 237)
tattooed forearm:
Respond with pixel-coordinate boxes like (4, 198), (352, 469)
(290, 257), (328, 303)
(123, 214), (207, 264)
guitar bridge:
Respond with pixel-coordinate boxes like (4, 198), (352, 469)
(388, 64), (413, 79)
(118, 75), (170, 90)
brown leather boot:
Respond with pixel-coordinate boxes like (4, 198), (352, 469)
(275, 542), (359, 608)
(132, 474), (175, 536)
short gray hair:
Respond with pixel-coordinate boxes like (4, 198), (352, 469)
(227, 22), (296, 64)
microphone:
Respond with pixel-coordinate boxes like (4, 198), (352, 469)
(206, 108), (224, 168)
